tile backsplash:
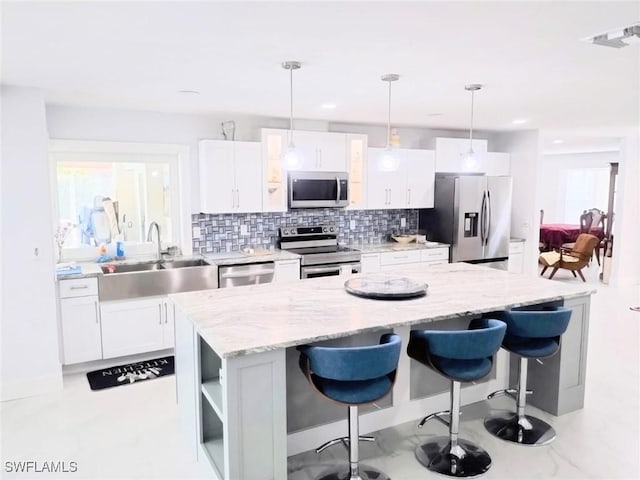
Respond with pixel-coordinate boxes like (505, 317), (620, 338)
(192, 209), (419, 254)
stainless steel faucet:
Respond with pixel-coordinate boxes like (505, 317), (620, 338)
(147, 221), (161, 259)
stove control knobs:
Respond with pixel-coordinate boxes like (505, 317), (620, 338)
(330, 227), (335, 232)
(322, 227), (328, 233)
(291, 228), (297, 235)
(284, 229), (289, 235)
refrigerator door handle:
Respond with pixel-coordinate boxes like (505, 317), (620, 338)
(486, 190), (492, 246)
(480, 191), (486, 244)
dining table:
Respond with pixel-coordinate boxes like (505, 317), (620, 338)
(539, 223), (604, 250)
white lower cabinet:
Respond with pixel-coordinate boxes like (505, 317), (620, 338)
(100, 296), (174, 359)
(361, 253), (381, 273)
(60, 295), (103, 364)
(508, 241), (525, 273)
(273, 259), (300, 283)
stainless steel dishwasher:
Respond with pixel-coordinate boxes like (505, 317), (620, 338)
(218, 262), (275, 288)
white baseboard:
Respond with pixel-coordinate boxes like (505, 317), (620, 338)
(1, 373), (63, 402)
(62, 348), (174, 376)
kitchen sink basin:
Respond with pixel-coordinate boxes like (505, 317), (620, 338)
(98, 258), (217, 301)
(101, 261), (163, 274)
(161, 258), (210, 269)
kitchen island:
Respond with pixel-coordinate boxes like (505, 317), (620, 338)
(170, 263), (595, 480)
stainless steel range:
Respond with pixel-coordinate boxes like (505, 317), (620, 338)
(279, 224), (361, 279)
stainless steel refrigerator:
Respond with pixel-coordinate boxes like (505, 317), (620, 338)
(419, 173), (512, 269)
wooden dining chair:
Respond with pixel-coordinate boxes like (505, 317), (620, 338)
(539, 234), (600, 282)
(585, 208), (606, 265)
(561, 211), (593, 251)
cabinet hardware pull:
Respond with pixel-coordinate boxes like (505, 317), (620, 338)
(236, 189), (240, 208)
(164, 303), (168, 324)
(94, 301), (99, 323)
(70, 285), (89, 290)
(159, 304), (162, 325)
(231, 189), (235, 208)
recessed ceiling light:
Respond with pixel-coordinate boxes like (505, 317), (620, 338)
(426, 113), (444, 117)
(512, 119), (528, 125)
(552, 139), (564, 144)
(178, 90), (201, 95)
(321, 103), (337, 109)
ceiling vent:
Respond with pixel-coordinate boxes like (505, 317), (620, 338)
(588, 23), (640, 48)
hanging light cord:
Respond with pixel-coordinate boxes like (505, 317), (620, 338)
(469, 89), (475, 151)
(289, 66), (294, 146)
(387, 79), (392, 148)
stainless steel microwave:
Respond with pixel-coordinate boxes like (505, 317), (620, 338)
(288, 171), (349, 208)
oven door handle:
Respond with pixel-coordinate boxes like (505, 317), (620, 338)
(336, 176), (341, 204)
(303, 265), (342, 275)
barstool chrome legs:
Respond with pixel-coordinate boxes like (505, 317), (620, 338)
(485, 357), (556, 446)
(415, 381), (492, 478)
(316, 406), (390, 480)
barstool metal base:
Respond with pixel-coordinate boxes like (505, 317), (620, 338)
(317, 464), (390, 480)
(484, 412), (556, 446)
(415, 436), (492, 478)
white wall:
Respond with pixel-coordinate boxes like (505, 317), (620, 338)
(1, 86), (63, 400)
(539, 151), (620, 223)
(493, 130), (541, 276)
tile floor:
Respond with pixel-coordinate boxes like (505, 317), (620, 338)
(2, 263), (638, 479)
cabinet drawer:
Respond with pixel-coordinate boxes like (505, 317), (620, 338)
(380, 250), (421, 266)
(420, 248), (449, 262)
(59, 277), (98, 298)
(509, 242), (525, 255)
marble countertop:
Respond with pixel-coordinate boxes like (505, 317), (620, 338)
(170, 263), (595, 359)
(355, 241), (450, 253)
(204, 249), (300, 266)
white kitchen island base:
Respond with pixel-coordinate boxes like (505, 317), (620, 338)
(170, 263), (594, 480)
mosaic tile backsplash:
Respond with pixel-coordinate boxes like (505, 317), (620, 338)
(192, 209), (419, 254)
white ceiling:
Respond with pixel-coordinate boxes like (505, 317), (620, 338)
(2, 1), (639, 136)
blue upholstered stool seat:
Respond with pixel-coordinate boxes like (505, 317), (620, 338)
(485, 306), (572, 447)
(407, 319), (506, 478)
(298, 333), (402, 480)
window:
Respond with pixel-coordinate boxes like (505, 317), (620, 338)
(563, 168), (609, 223)
(50, 138), (192, 261)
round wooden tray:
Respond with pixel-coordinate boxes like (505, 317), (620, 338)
(344, 275), (427, 300)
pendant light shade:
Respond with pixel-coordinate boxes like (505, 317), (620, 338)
(463, 84), (482, 170)
(377, 74), (400, 172)
(282, 61), (302, 170)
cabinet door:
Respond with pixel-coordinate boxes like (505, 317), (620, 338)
(346, 134), (367, 209)
(385, 166), (407, 209)
(367, 147), (397, 210)
(435, 137), (488, 173)
(162, 298), (175, 348)
(273, 259), (300, 283)
(233, 141), (263, 213)
(405, 149), (435, 208)
(317, 132), (347, 171)
(290, 130), (322, 170)
(100, 297), (165, 359)
(60, 296), (102, 364)
(199, 141), (235, 213)
(508, 253), (524, 273)
(360, 253), (381, 273)
(261, 129), (287, 212)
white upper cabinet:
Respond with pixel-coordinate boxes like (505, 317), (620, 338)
(486, 152), (511, 176)
(346, 134), (368, 210)
(287, 130), (347, 172)
(404, 149), (435, 208)
(435, 137), (488, 173)
(261, 128), (288, 212)
(367, 147), (435, 210)
(199, 140), (262, 214)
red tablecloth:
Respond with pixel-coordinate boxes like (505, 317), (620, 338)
(540, 224), (604, 249)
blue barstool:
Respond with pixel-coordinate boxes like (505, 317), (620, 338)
(407, 319), (506, 478)
(485, 306), (572, 446)
(298, 333), (402, 480)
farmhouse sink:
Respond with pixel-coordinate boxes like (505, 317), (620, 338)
(98, 258), (217, 301)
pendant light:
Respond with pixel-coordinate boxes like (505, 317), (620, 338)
(463, 84), (482, 170)
(282, 61), (302, 170)
(377, 74), (400, 172)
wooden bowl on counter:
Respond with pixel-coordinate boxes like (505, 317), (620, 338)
(391, 234), (417, 244)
